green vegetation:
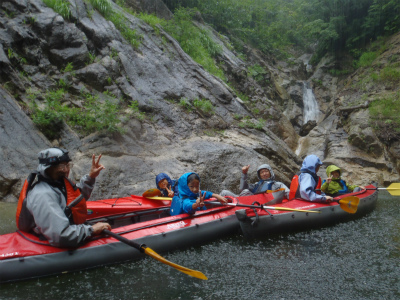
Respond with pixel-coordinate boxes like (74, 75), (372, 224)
(88, 52), (97, 64)
(29, 88), (139, 139)
(62, 62), (74, 73)
(29, 89), (67, 139)
(356, 51), (378, 68)
(89, 0), (141, 48)
(89, 0), (112, 15)
(369, 92), (400, 143)
(247, 64), (268, 83)
(128, 101), (145, 120)
(193, 98), (215, 114)
(136, 12), (162, 34)
(7, 48), (27, 64)
(163, 0), (400, 63)
(43, 0), (71, 20)
(162, 8), (225, 81)
(377, 66), (400, 84)
(179, 97), (192, 111)
(238, 116), (265, 130)
(100, 3), (226, 81)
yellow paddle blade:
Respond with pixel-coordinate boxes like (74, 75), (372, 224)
(265, 206), (320, 213)
(385, 183), (400, 196)
(265, 188), (285, 194)
(144, 247), (208, 280)
(338, 196), (360, 214)
(142, 189), (162, 198)
(146, 196), (172, 201)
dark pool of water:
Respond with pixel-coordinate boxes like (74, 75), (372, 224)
(0, 193), (399, 300)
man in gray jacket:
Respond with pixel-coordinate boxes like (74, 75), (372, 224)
(20, 148), (110, 247)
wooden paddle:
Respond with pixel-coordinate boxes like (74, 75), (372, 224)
(207, 201), (320, 213)
(103, 230), (207, 280)
(334, 196), (360, 214)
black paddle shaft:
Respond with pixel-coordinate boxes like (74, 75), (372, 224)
(103, 229), (147, 253)
(207, 201), (265, 209)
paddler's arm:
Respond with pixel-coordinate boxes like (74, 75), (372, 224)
(299, 173), (333, 203)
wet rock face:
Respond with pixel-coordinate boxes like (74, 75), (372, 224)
(0, 89), (51, 202)
(299, 120), (317, 137)
(0, 0), (301, 202)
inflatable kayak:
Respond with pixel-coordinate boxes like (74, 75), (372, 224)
(0, 191), (286, 283)
(235, 184), (378, 239)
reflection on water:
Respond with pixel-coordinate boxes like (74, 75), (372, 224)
(0, 202), (17, 235)
(0, 193), (399, 299)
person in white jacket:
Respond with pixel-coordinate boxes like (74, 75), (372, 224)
(22, 148), (110, 247)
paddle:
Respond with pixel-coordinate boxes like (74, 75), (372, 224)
(145, 193), (358, 214)
(103, 229), (208, 280)
(206, 201), (320, 213)
(142, 189), (172, 201)
(142, 188), (162, 198)
(334, 196), (360, 214)
(365, 183), (400, 196)
(146, 196), (173, 201)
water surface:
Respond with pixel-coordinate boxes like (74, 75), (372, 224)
(0, 193), (399, 299)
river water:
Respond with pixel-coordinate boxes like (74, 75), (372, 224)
(0, 193), (399, 300)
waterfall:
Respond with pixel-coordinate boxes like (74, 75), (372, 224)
(302, 81), (320, 123)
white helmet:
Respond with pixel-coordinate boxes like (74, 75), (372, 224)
(37, 148), (71, 177)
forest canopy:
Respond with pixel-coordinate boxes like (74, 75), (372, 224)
(162, 0), (400, 63)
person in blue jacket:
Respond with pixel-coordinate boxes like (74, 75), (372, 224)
(296, 154), (333, 203)
(170, 172), (228, 216)
(155, 173), (179, 197)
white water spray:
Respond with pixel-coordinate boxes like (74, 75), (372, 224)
(302, 82), (320, 123)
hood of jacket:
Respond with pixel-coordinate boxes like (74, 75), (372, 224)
(257, 164), (275, 181)
(155, 173), (172, 189)
(300, 154), (323, 175)
(177, 172), (200, 199)
(325, 165), (341, 178)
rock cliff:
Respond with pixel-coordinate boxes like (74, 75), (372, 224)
(0, 0), (399, 202)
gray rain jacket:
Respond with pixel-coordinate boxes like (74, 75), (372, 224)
(26, 174), (95, 247)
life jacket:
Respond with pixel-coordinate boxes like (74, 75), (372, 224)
(63, 177), (88, 225)
(252, 181), (274, 194)
(288, 172), (322, 200)
(16, 173), (87, 232)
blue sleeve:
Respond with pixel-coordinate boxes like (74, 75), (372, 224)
(182, 198), (196, 214)
(202, 190), (213, 199)
(181, 191), (212, 214)
(299, 173), (327, 202)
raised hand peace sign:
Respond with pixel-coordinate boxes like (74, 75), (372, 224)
(165, 184), (174, 197)
(89, 154), (105, 179)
